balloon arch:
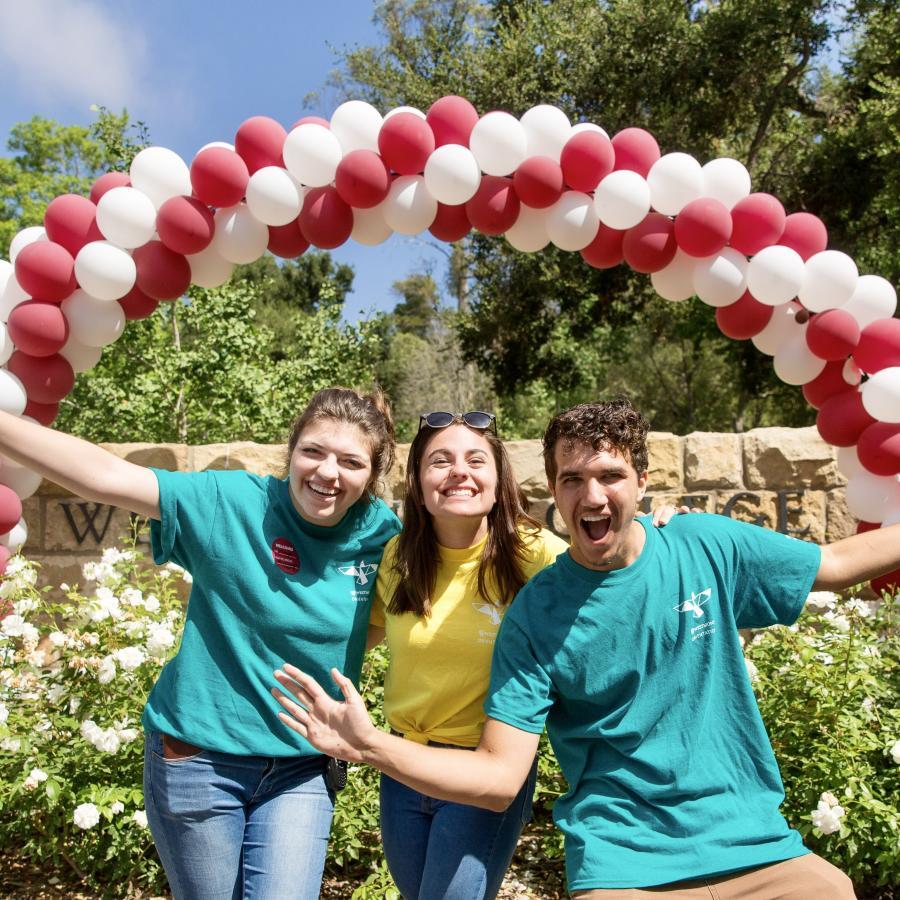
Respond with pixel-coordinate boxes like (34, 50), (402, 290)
(0, 97), (898, 587)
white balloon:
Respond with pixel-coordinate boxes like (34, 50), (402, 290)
(196, 141), (235, 153)
(746, 245), (805, 306)
(283, 124), (343, 188)
(0, 260), (12, 298)
(799, 250), (859, 312)
(647, 152), (704, 216)
(1, 273), (29, 322)
(882, 506), (900, 528)
(9, 226), (47, 263)
(384, 105), (426, 121)
(330, 101), (383, 153)
(571, 122), (609, 140)
(130, 146), (192, 209)
(469, 112), (527, 176)
(60, 334), (103, 372)
(841, 274), (897, 329)
(693, 248), (748, 307)
(212, 205), (269, 265)
(74, 241), (136, 301)
(0, 323), (12, 366)
(504, 205), (550, 253)
(61, 289), (126, 347)
(0, 463), (42, 499)
(546, 191), (599, 251)
(188, 244), (235, 289)
(96, 186), (158, 249)
(701, 158), (751, 209)
(423, 144), (481, 205)
(382, 176), (437, 235)
(861, 367), (900, 423)
(751, 302), (804, 356)
(836, 445), (865, 480)
(651, 250), (698, 302)
(0, 369), (27, 416)
(245, 167), (303, 226)
(845, 471), (900, 523)
(773, 332), (826, 385)
(0, 516), (27, 552)
(351, 204), (393, 246)
(594, 170), (651, 230)
(520, 104), (572, 161)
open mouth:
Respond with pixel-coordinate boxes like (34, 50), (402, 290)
(580, 515), (610, 542)
(307, 481), (340, 499)
(443, 487), (477, 498)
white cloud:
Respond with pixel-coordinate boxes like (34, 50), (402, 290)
(0, 0), (149, 108)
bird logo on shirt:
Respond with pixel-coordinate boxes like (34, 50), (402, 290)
(674, 588), (712, 618)
(339, 561), (378, 585)
(472, 602), (504, 626)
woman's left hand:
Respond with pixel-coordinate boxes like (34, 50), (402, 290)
(652, 504), (699, 526)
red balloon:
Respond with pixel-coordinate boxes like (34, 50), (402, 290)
(806, 309), (861, 361)
(7, 301), (69, 357)
(428, 203), (471, 243)
(14, 241), (76, 303)
(580, 224), (626, 269)
(729, 193), (786, 256)
(235, 116), (287, 174)
(513, 157), (564, 209)
(560, 131), (615, 192)
(23, 398), (59, 426)
(778, 212), (828, 261)
(89, 171), (131, 205)
(292, 115), (330, 129)
(299, 187), (354, 249)
(857, 422), (900, 477)
(802, 360), (856, 409)
(465, 176), (520, 236)
(0, 484), (22, 536)
(426, 96), (479, 148)
(132, 241), (192, 301)
(335, 150), (391, 208)
(7, 350), (74, 404)
(871, 567), (900, 596)
(117, 285), (160, 320)
(674, 197), (733, 258)
(191, 147), (250, 208)
(156, 196), (215, 255)
(378, 113), (435, 175)
(854, 318), (900, 374)
(267, 219), (310, 259)
(611, 128), (660, 178)
(622, 213), (677, 274)
(715, 290), (774, 340)
(44, 195), (102, 256)
(816, 390), (875, 447)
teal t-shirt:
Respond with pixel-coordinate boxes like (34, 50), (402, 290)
(485, 514), (821, 890)
(141, 469), (401, 756)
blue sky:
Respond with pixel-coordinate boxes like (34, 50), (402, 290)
(0, 0), (449, 322)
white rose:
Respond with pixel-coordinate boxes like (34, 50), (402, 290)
(13, 597), (37, 615)
(820, 791), (839, 807)
(21, 623), (39, 645)
(80, 719), (101, 742)
(115, 647), (145, 671)
(146, 624), (176, 657)
(890, 740), (900, 765)
(48, 631), (67, 647)
(110, 801), (125, 814)
(806, 591), (838, 611)
(120, 588), (143, 607)
(93, 728), (121, 754)
(0, 700), (8, 724)
(132, 809), (148, 828)
(143, 595), (160, 613)
(1, 615), (26, 638)
(182, 571), (193, 584)
(24, 767), (48, 790)
(46, 683), (66, 705)
(73, 802), (100, 830)
(97, 656), (117, 685)
(0, 737), (21, 752)
(744, 658), (759, 682)
(25, 648), (45, 668)
(117, 727), (140, 743)
(811, 799), (844, 835)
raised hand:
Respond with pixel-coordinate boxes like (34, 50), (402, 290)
(272, 664), (378, 763)
(652, 504), (701, 526)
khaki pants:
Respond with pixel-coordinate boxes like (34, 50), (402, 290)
(571, 854), (856, 899)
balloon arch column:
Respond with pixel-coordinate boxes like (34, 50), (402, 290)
(0, 97), (898, 589)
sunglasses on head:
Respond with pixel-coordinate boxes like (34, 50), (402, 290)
(418, 411), (497, 434)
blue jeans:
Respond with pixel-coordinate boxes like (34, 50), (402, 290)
(143, 731), (334, 900)
(380, 754), (539, 900)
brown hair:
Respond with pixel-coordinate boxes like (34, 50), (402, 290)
(285, 387), (396, 497)
(543, 399), (649, 484)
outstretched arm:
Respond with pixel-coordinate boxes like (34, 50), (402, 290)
(0, 410), (159, 519)
(815, 523), (900, 590)
(273, 665), (540, 812)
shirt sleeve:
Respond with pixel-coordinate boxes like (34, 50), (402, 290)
(521, 528), (569, 579)
(149, 469), (221, 569)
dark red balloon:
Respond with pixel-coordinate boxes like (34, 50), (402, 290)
(44, 195), (102, 256)
(622, 213), (677, 274)
(611, 128), (660, 178)
(560, 131), (615, 192)
(156, 196), (215, 255)
(426, 96), (479, 148)
(715, 290), (774, 340)
(89, 171), (131, 205)
(378, 113), (435, 175)
(802, 360), (856, 409)
(22, 398), (59, 426)
(0, 484), (22, 536)
(513, 157), (564, 209)
(117, 285), (160, 320)
(132, 241), (192, 301)
(778, 212), (828, 261)
(854, 318), (900, 374)
(806, 309), (861, 361)
(428, 203), (471, 243)
(191, 147), (250, 208)
(580, 224), (626, 269)
(267, 219), (310, 259)
(871, 567), (900, 596)
(7, 350), (74, 404)
(857, 422), (900, 477)
(729, 193), (786, 256)
(14, 241), (76, 303)
(299, 187), (354, 249)
(7, 301), (69, 357)
(465, 176), (520, 236)
(816, 390), (876, 447)
(335, 150), (391, 209)
(674, 198), (733, 258)
(235, 116), (287, 174)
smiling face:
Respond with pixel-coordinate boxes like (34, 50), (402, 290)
(288, 419), (373, 526)
(551, 441), (648, 571)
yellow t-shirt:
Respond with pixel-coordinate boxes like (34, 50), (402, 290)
(370, 527), (568, 746)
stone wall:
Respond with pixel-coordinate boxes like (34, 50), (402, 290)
(20, 427), (855, 591)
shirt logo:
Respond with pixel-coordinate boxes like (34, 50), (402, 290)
(272, 538), (300, 575)
(472, 602), (503, 626)
(674, 588), (712, 619)
(339, 561), (378, 585)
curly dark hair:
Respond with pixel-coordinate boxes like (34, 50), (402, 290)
(542, 399), (649, 483)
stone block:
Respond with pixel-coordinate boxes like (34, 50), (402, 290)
(825, 488), (856, 542)
(101, 442), (189, 472)
(189, 442), (285, 475)
(684, 433), (743, 489)
(35, 556), (88, 598)
(43, 499), (136, 552)
(647, 432), (682, 490)
(641, 491), (716, 514)
(507, 440), (551, 499)
(717, 490), (777, 528)
(19, 497), (41, 551)
(743, 426), (839, 490)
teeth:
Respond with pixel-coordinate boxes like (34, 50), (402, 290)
(309, 483), (339, 497)
(446, 489), (475, 496)
(581, 515), (609, 522)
